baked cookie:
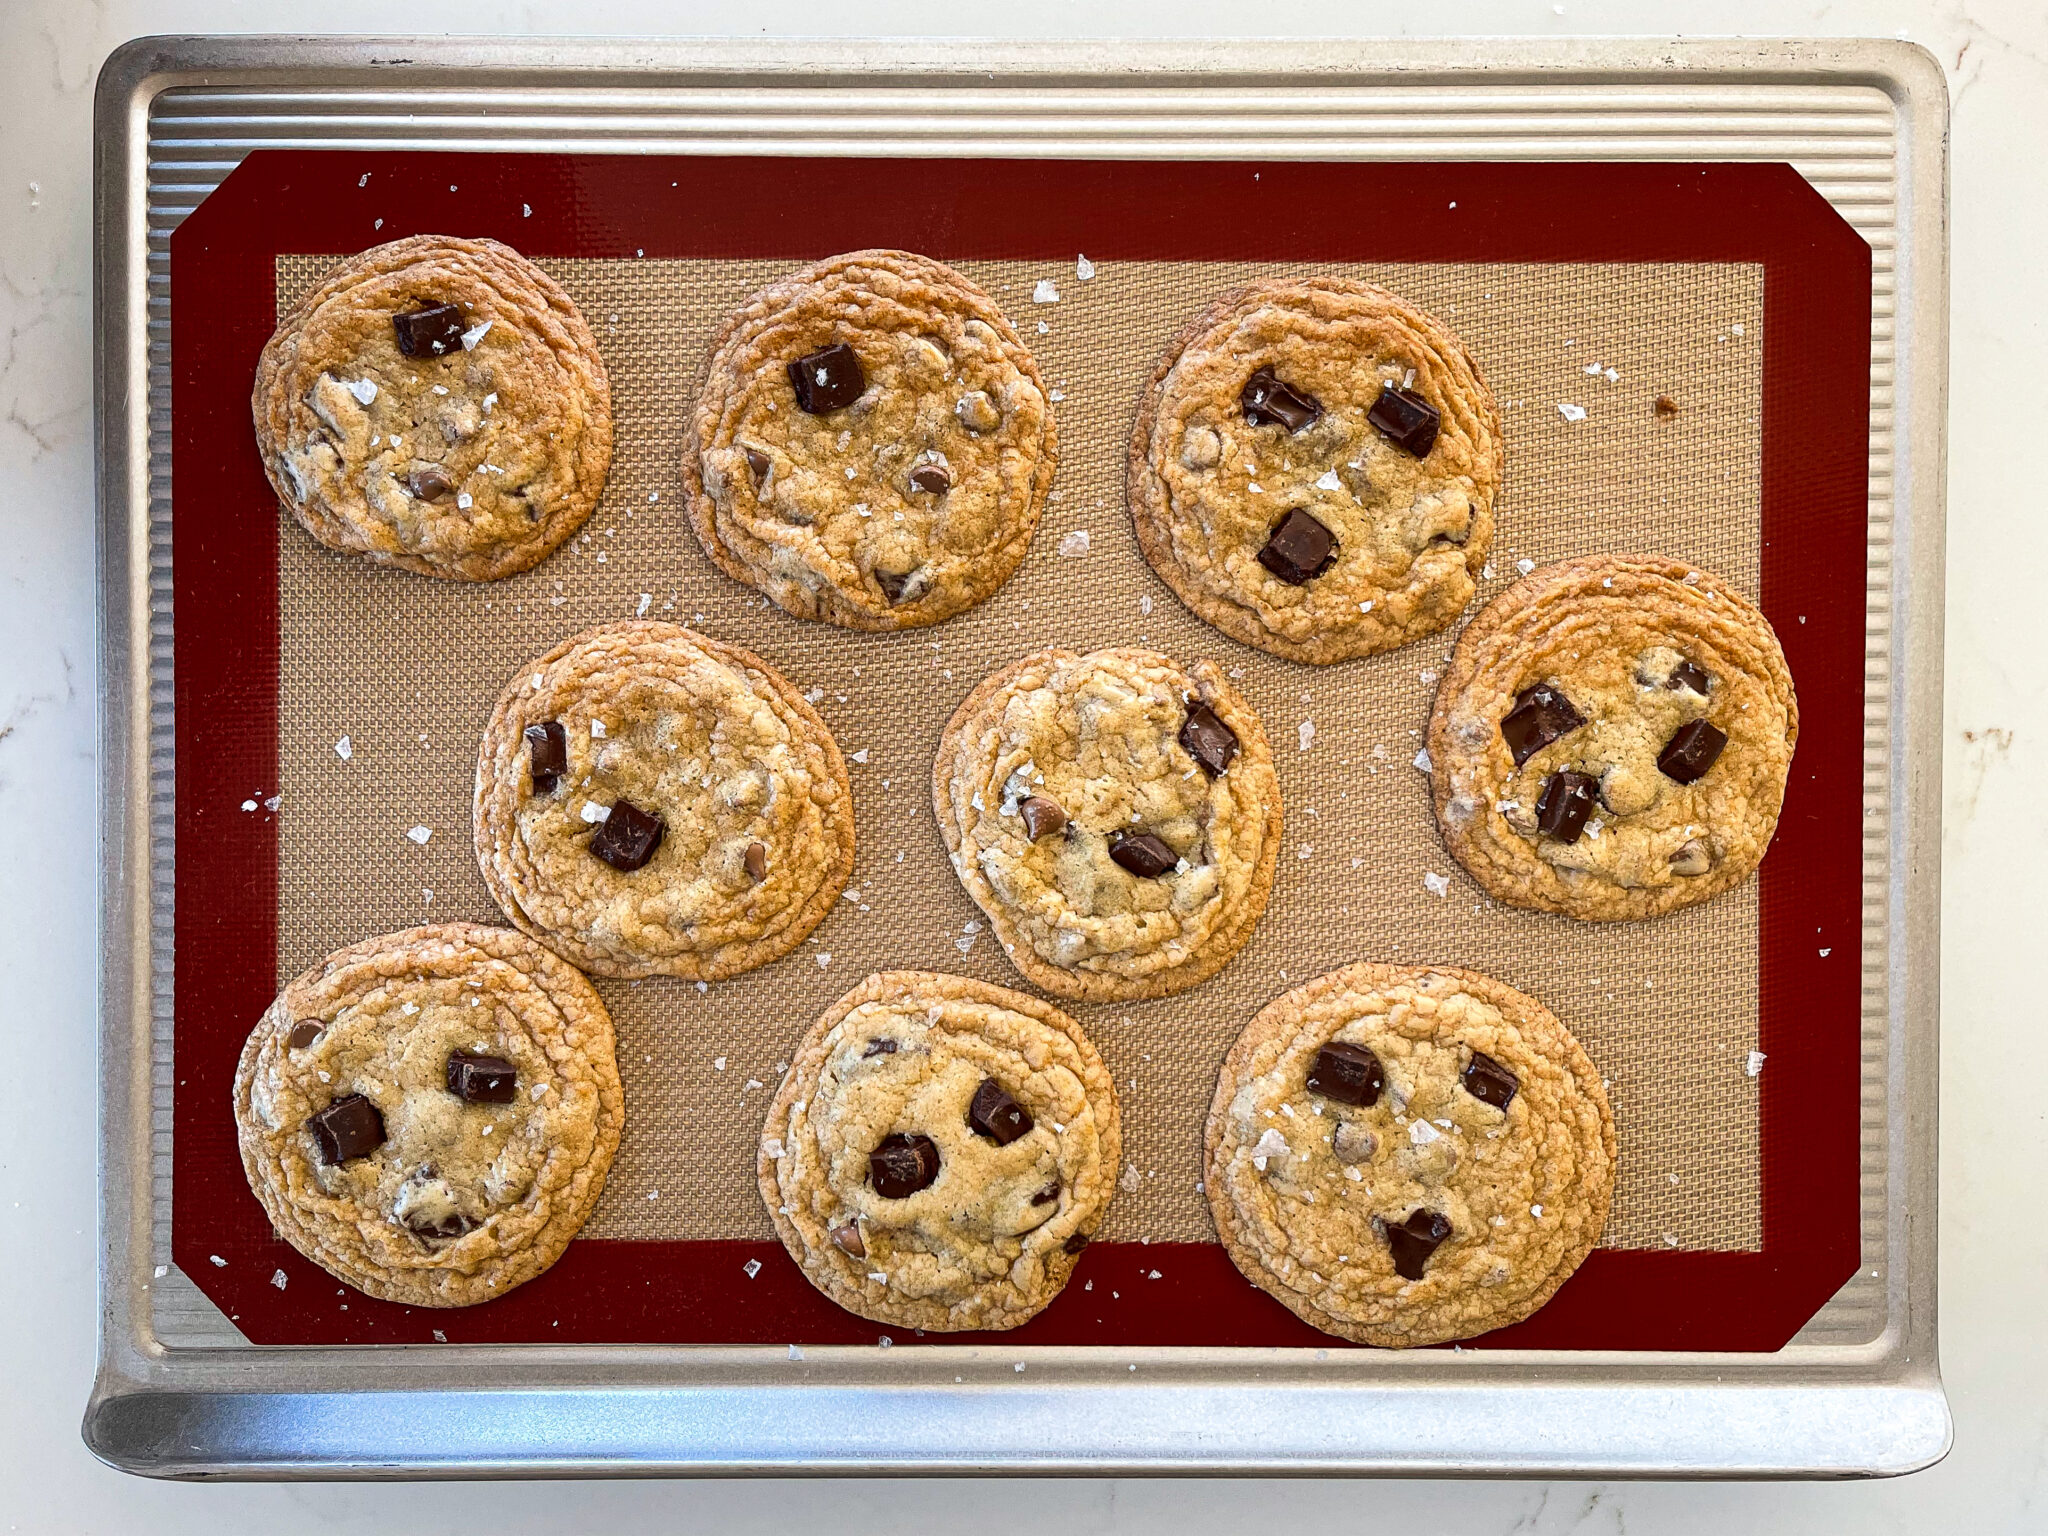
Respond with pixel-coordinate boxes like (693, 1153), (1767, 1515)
(934, 647), (1283, 1002)
(1206, 963), (1613, 1348)
(252, 234), (612, 581)
(682, 249), (1057, 629)
(233, 923), (624, 1308)
(1129, 277), (1503, 663)
(1427, 555), (1798, 921)
(760, 971), (1119, 1332)
(473, 620), (854, 979)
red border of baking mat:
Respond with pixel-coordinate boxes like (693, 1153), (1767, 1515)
(170, 152), (1869, 1349)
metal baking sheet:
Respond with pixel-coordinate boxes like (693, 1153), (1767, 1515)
(88, 34), (1950, 1477)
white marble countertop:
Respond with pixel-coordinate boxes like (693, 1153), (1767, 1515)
(2, 0), (2036, 1527)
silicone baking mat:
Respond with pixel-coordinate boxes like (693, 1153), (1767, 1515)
(168, 153), (1869, 1349)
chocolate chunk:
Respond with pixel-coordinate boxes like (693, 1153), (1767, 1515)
(1670, 839), (1712, 877)
(868, 1132), (941, 1198)
(1332, 1122), (1378, 1165)
(392, 302), (465, 358)
(1031, 1182), (1060, 1206)
(1108, 830), (1178, 878)
(1240, 366), (1322, 432)
(1063, 1232), (1090, 1254)
(589, 799), (665, 871)
(1383, 1209), (1453, 1280)
(286, 1021), (323, 1050)
(968, 1079), (1034, 1145)
(1536, 770), (1598, 843)
(524, 721), (567, 794)
(1257, 508), (1339, 586)
(873, 566), (925, 606)
(1500, 683), (1586, 767)
(446, 1051), (516, 1104)
(743, 447), (771, 489)
(405, 1210), (475, 1241)
(309, 1094), (384, 1165)
(744, 841), (768, 883)
(1306, 1041), (1384, 1107)
(1461, 1050), (1518, 1110)
(863, 1038), (899, 1057)
(787, 342), (865, 414)
(830, 1222), (865, 1257)
(1367, 385), (1442, 457)
(407, 464), (455, 502)
(1179, 700), (1239, 776)
(1668, 660), (1712, 695)
(1018, 795), (1067, 842)
(1658, 719), (1728, 783)
(908, 464), (952, 495)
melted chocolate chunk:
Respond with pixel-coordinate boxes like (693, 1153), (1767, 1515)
(286, 1021), (323, 1050)
(1306, 1041), (1384, 1107)
(1063, 1232), (1090, 1254)
(1031, 1182), (1060, 1206)
(869, 1132), (941, 1198)
(1108, 830), (1178, 878)
(1668, 659), (1712, 695)
(1366, 385), (1442, 457)
(1018, 795), (1067, 842)
(406, 464), (455, 502)
(1500, 684), (1586, 767)
(968, 1079), (1035, 1145)
(406, 1211), (475, 1241)
(589, 799), (665, 871)
(1535, 770), (1598, 843)
(1179, 700), (1240, 776)
(446, 1051), (516, 1104)
(863, 1038), (899, 1058)
(908, 464), (952, 495)
(309, 1094), (384, 1165)
(1383, 1208), (1453, 1280)
(873, 566), (925, 605)
(1658, 719), (1728, 784)
(787, 342), (865, 414)
(1257, 508), (1339, 586)
(1240, 366), (1322, 432)
(1461, 1050), (1518, 1110)
(392, 302), (465, 358)
(524, 720), (567, 794)
(744, 841), (768, 882)
(744, 447), (771, 489)
(830, 1223), (866, 1257)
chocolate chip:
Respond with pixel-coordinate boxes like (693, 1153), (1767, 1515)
(873, 566), (926, 606)
(1654, 393), (1681, 419)
(1461, 1051), (1518, 1110)
(830, 1222), (865, 1257)
(524, 720), (567, 794)
(286, 1021), (323, 1050)
(405, 1209), (475, 1241)
(1063, 1232), (1090, 1254)
(968, 1079), (1034, 1145)
(1535, 770), (1598, 843)
(392, 302), (465, 358)
(446, 1051), (516, 1104)
(863, 1038), (899, 1057)
(1018, 795), (1067, 842)
(1257, 508), (1338, 586)
(589, 799), (664, 871)
(744, 841), (768, 882)
(1179, 700), (1239, 776)
(1668, 660), (1712, 695)
(1240, 366), (1322, 432)
(1306, 1041), (1384, 1107)
(869, 1132), (940, 1198)
(1108, 830), (1178, 878)
(744, 447), (771, 489)
(1658, 719), (1728, 783)
(787, 342), (865, 414)
(1367, 385), (1442, 457)
(407, 465), (455, 502)
(908, 464), (951, 495)
(1670, 839), (1712, 877)
(1500, 683), (1586, 767)
(1383, 1209), (1453, 1280)
(1031, 1183), (1060, 1206)
(309, 1094), (384, 1165)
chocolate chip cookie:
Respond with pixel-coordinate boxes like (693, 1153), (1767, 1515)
(233, 923), (624, 1308)
(253, 235), (612, 581)
(473, 620), (855, 979)
(934, 647), (1283, 1002)
(760, 970), (1119, 1332)
(1129, 277), (1503, 663)
(682, 249), (1057, 629)
(1206, 962), (1613, 1347)
(1427, 555), (1798, 921)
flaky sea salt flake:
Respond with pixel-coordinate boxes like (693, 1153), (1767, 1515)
(406, 825), (432, 844)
